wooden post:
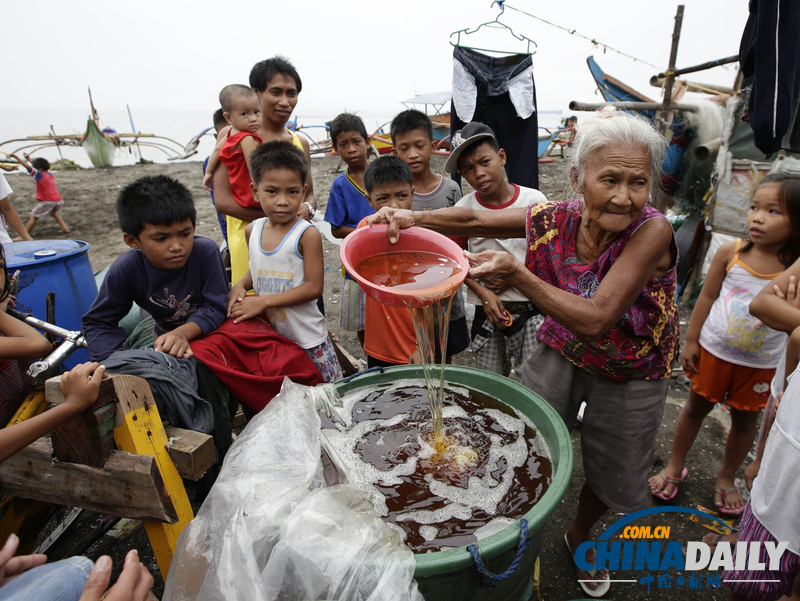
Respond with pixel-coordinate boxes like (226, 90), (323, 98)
(109, 375), (194, 580)
(659, 5), (685, 134)
(50, 379), (117, 466)
(0, 438), (179, 523)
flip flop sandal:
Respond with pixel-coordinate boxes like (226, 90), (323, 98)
(564, 533), (611, 598)
(716, 483), (745, 517)
(651, 467), (689, 501)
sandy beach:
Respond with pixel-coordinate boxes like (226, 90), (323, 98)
(4, 157), (736, 600)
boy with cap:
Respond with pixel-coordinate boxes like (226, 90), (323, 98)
(449, 122), (547, 377)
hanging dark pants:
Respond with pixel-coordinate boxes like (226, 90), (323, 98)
(450, 46), (539, 190)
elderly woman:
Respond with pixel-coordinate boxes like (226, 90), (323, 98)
(369, 109), (679, 596)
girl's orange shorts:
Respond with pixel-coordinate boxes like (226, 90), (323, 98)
(687, 345), (775, 411)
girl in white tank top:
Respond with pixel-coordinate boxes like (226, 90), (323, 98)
(650, 173), (800, 516)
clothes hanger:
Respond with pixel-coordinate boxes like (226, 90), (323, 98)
(449, 1), (537, 56)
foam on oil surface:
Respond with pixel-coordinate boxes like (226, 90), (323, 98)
(324, 380), (550, 546)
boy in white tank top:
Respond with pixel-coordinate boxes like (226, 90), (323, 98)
(228, 141), (342, 382)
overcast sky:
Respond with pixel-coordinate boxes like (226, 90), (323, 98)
(1, 0), (749, 118)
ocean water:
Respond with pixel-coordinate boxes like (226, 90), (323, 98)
(0, 107), (566, 169)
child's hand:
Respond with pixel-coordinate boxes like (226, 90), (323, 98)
(0, 534), (46, 587)
(227, 284), (247, 316)
(480, 290), (506, 323)
(154, 332), (193, 359)
(773, 275), (800, 309)
(60, 363), (106, 412)
(202, 171), (214, 192)
(408, 348), (422, 364)
(680, 340), (701, 373)
(78, 549), (154, 601)
(229, 296), (266, 323)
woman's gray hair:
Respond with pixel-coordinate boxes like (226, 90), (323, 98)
(569, 107), (667, 197)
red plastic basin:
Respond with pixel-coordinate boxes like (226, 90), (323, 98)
(340, 224), (469, 308)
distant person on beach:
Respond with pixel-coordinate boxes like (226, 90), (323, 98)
(650, 173), (800, 516)
(228, 142), (342, 382)
(390, 109), (469, 363)
(201, 85), (262, 195)
(0, 173), (33, 244)
(448, 122), (546, 377)
(323, 113), (374, 348)
(82, 175), (228, 362)
(203, 108), (232, 244)
(213, 56), (317, 286)
(8, 153), (69, 234)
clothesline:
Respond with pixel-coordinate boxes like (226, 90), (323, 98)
(502, 3), (665, 71)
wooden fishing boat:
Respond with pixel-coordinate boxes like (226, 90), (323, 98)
(0, 89), (200, 168)
(81, 117), (118, 168)
(538, 129), (559, 158)
(586, 56), (657, 110)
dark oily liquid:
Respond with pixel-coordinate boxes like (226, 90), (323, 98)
(355, 251), (462, 291)
(321, 383), (552, 553)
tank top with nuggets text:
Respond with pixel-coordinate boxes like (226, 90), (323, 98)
(248, 217), (327, 349)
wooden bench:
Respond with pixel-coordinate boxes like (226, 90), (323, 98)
(0, 374), (216, 578)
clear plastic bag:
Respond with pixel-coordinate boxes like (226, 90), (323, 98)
(164, 378), (422, 601)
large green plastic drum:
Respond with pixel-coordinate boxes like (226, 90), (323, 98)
(334, 365), (573, 601)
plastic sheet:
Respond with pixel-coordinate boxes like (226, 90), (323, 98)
(163, 378), (422, 601)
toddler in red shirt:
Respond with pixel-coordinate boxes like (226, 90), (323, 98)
(9, 153), (69, 234)
(201, 84), (262, 209)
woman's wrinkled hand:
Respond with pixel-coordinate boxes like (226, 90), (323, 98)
(466, 250), (521, 290)
(366, 208), (416, 244)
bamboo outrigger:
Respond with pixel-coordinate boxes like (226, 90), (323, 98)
(0, 88), (200, 168)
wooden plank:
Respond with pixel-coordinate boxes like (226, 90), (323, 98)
(231, 407), (247, 429)
(51, 402), (116, 467)
(0, 438), (178, 523)
(45, 374), (117, 409)
(48, 374), (216, 479)
(164, 427), (215, 481)
(332, 339), (361, 377)
(110, 375), (194, 580)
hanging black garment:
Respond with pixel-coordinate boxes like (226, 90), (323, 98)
(450, 46), (539, 189)
(739, 0), (800, 154)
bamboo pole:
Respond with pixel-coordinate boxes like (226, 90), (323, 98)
(569, 100), (699, 113)
(659, 5), (685, 134)
(649, 76), (733, 95)
(657, 55), (739, 79)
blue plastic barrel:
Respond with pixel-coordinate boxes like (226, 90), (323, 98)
(5, 240), (97, 368)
